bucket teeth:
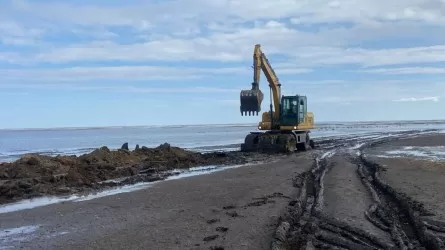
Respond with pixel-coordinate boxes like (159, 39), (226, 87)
(240, 111), (260, 116)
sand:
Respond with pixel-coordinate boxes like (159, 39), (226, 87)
(2, 132), (445, 249)
(0, 151), (315, 249)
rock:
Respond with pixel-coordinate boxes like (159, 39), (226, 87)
(18, 181), (31, 189)
(135, 144), (140, 150)
(118, 149), (131, 155)
(27, 156), (40, 166)
(121, 143), (129, 151)
(99, 146), (110, 152)
(158, 143), (171, 150)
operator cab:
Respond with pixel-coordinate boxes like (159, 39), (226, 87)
(280, 95), (307, 126)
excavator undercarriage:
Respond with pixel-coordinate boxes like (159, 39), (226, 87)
(241, 130), (314, 153)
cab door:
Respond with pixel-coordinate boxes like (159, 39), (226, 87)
(280, 96), (299, 126)
(297, 96), (307, 123)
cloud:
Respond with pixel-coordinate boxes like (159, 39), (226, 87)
(6, 0), (445, 27)
(393, 96), (440, 102)
(359, 67), (445, 74)
(0, 83), (239, 94)
(289, 45), (445, 67)
(0, 65), (311, 82)
(2, 29), (445, 68)
(1, 1), (445, 106)
(0, 21), (44, 45)
(1, 0), (445, 67)
(283, 79), (445, 104)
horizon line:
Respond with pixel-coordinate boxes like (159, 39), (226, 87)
(2, 118), (445, 131)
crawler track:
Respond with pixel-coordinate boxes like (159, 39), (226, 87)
(272, 129), (445, 250)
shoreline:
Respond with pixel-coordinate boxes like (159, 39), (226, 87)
(0, 142), (283, 206)
(0, 162), (266, 214)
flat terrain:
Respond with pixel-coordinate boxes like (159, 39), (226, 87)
(280, 131), (445, 249)
(367, 134), (445, 227)
(0, 152), (315, 249)
(2, 131), (445, 249)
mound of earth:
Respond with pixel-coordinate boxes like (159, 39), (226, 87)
(0, 143), (262, 205)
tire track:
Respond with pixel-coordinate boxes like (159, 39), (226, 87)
(272, 129), (445, 250)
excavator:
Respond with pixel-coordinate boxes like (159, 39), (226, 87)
(239, 44), (315, 153)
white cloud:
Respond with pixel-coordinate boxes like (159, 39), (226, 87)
(282, 79), (445, 104)
(0, 65), (311, 82)
(1, 1), (445, 67)
(0, 0), (445, 99)
(0, 21), (44, 45)
(0, 83), (239, 94)
(393, 96), (440, 102)
(359, 67), (445, 74)
(289, 45), (445, 67)
(6, 0), (445, 27)
(1, 25), (444, 67)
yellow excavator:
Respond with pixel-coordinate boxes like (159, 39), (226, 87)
(240, 44), (315, 152)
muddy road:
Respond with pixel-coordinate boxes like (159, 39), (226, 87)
(277, 130), (445, 250)
(1, 130), (445, 249)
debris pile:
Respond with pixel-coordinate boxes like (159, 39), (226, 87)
(0, 143), (256, 205)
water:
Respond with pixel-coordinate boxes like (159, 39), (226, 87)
(378, 146), (445, 161)
(1, 120), (445, 163)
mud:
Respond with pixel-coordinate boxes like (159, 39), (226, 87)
(272, 129), (445, 249)
(0, 143), (272, 205)
(2, 129), (445, 249)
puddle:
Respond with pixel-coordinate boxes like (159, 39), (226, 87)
(166, 164), (251, 180)
(0, 225), (69, 249)
(350, 143), (366, 150)
(0, 163), (257, 214)
(0, 225), (40, 249)
(317, 150), (336, 162)
(377, 146), (445, 161)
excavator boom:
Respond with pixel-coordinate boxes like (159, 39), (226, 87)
(240, 44), (281, 118)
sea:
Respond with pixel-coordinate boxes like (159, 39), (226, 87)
(1, 120), (445, 163)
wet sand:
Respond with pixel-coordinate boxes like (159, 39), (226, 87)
(1, 132), (445, 249)
(0, 151), (315, 249)
(366, 134), (445, 221)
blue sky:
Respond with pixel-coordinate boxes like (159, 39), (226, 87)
(1, 0), (445, 129)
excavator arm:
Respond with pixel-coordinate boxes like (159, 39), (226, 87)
(240, 44), (282, 120)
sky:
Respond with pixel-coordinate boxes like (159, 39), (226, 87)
(1, 0), (445, 129)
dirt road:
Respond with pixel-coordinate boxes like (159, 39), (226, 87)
(1, 130), (445, 249)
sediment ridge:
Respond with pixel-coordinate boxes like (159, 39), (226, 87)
(0, 142), (272, 205)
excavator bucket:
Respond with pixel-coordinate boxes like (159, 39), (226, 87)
(240, 85), (263, 116)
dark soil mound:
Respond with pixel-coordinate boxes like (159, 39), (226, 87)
(0, 143), (261, 205)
